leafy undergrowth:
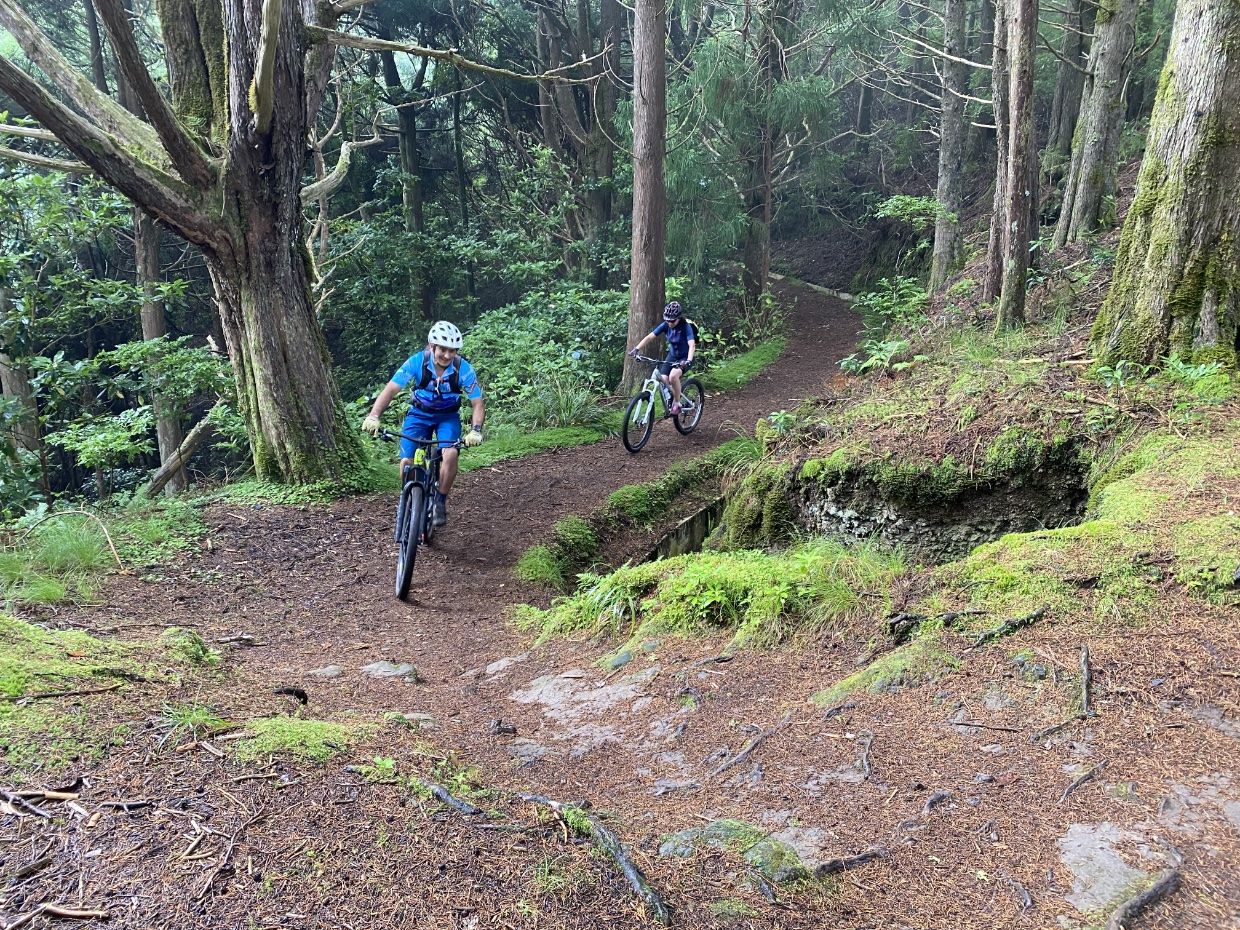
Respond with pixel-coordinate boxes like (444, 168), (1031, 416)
(0, 614), (217, 772)
(515, 537), (905, 648)
(0, 499), (207, 608)
(514, 437), (763, 590)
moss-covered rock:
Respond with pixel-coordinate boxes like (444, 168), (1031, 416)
(658, 819), (809, 883)
(810, 628), (960, 706)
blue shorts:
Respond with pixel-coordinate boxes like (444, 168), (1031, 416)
(399, 408), (461, 459)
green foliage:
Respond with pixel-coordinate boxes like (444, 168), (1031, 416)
(872, 195), (949, 230)
(699, 337), (786, 391)
(811, 627), (960, 706)
(46, 407), (155, 472)
(512, 374), (615, 431)
(233, 717), (359, 763)
(160, 627), (220, 667)
(163, 703), (228, 739)
(851, 277), (930, 338)
(519, 538), (905, 647)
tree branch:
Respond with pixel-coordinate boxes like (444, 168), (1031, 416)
(252, 0), (284, 134)
(0, 0), (165, 161)
(0, 55), (218, 248)
(0, 144), (92, 173)
(93, 0), (215, 186)
(306, 25), (608, 84)
(1038, 30), (1090, 75)
(889, 27), (992, 70)
(0, 123), (57, 142)
(300, 136), (379, 203)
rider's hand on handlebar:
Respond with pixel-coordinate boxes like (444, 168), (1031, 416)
(627, 347), (638, 359)
(464, 428), (484, 448)
(362, 415), (381, 436)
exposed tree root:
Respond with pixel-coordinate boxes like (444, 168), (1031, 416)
(1060, 760), (1107, 804)
(517, 793), (671, 925)
(1104, 866), (1180, 930)
(969, 607), (1046, 649)
(814, 846), (888, 876)
(711, 713), (792, 778)
(415, 779), (483, 816)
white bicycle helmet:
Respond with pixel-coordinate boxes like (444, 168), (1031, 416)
(427, 320), (463, 349)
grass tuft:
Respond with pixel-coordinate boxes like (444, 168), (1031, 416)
(233, 716), (358, 763)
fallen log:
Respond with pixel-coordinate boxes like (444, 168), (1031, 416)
(141, 401), (221, 498)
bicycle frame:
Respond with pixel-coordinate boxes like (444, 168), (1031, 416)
(629, 355), (681, 426)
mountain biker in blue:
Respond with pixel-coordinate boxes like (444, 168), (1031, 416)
(628, 301), (697, 414)
(362, 321), (485, 527)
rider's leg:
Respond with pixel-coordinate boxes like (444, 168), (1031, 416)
(440, 447), (460, 494)
(431, 416), (463, 526)
(669, 366), (683, 405)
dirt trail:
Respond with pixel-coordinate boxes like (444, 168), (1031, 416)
(11, 280), (1238, 929)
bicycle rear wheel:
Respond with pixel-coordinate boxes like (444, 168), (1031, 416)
(395, 485), (425, 600)
(622, 391), (655, 453)
(673, 379), (705, 434)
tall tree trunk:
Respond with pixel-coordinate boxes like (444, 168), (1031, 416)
(82, 0), (110, 95)
(969, 0), (997, 158)
(1045, 0), (1094, 167)
(855, 83), (873, 155)
(452, 66), (476, 305)
(983, 0), (1010, 303)
(135, 209), (187, 495)
(995, 0), (1037, 330)
(930, 0), (968, 292)
(1053, 0), (1139, 248)
(623, 0), (668, 389)
(585, 0), (621, 288)
(0, 286), (40, 456)
(1092, 0), (1240, 367)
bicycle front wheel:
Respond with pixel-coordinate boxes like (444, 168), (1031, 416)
(395, 485), (425, 600)
(673, 379), (705, 435)
(622, 390), (655, 453)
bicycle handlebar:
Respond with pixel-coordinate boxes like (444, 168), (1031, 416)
(377, 429), (463, 449)
(630, 354), (663, 365)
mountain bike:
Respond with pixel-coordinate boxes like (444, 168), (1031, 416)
(380, 430), (460, 601)
(622, 354), (705, 453)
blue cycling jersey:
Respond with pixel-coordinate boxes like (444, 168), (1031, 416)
(652, 319), (697, 362)
(391, 351), (483, 412)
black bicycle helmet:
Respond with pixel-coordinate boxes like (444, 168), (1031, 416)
(663, 301), (683, 322)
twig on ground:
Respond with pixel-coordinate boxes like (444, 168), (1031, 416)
(814, 846), (888, 875)
(857, 731), (874, 781)
(1030, 717), (1079, 743)
(1007, 877), (1033, 911)
(711, 713), (792, 778)
(518, 793), (670, 925)
(196, 810), (265, 901)
(822, 700), (856, 720)
(1060, 760), (1107, 804)
(4, 904), (111, 928)
(1, 683), (123, 703)
(1104, 866), (1180, 930)
(954, 720), (1022, 733)
(969, 607), (1046, 649)
(1080, 644), (1094, 718)
(100, 799), (153, 811)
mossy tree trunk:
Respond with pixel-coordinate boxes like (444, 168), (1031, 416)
(1092, 0), (1240, 367)
(1045, 0), (1095, 170)
(929, 0), (968, 293)
(0, 0), (364, 483)
(623, 0), (668, 389)
(994, 0), (1037, 330)
(1052, 0), (1139, 249)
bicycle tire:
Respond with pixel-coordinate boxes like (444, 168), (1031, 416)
(423, 477), (437, 547)
(622, 390), (655, 453)
(673, 379), (705, 434)
(395, 485), (425, 601)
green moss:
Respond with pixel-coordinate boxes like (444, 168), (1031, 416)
(514, 545), (566, 590)
(661, 819), (808, 883)
(811, 628), (960, 706)
(709, 899), (757, 921)
(233, 716), (358, 763)
(699, 337), (786, 391)
(1172, 515), (1240, 596)
(519, 539), (905, 648)
(160, 627), (221, 667)
(720, 461), (794, 548)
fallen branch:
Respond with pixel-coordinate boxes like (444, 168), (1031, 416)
(969, 607), (1046, 649)
(1030, 717), (1079, 743)
(141, 401), (220, 497)
(3, 904), (110, 929)
(953, 720), (1022, 733)
(196, 810), (265, 900)
(1104, 866), (1180, 930)
(0, 788), (51, 818)
(1, 683), (122, 703)
(414, 779), (482, 816)
(1060, 760), (1107, 804)
(1080, 644), (1094, 718)
(518, 793), (670, 925)
(814, 846), (888, 875)
(711, 713), (792, 778)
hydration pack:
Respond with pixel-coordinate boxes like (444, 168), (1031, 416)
(411, 353), (464, 413)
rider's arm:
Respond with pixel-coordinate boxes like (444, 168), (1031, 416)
(368, 381), (403, 420)
(468, 396), (485, 430)
(686, 337), (697, 365)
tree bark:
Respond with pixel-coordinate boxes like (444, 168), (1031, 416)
(1092, 0), (1240, 367)
(995, 0), (1037, 330)
(0, 286), (39, 455)
(1045, 0), (1094, 167)
(930, 0), (968, 292)
(1053, 0), (1139, 248)
(623, 0), (668, 389)
(453, 64), (476, 304)
(135, 210), (187, 495)
(142, 401), (219, 497)
(82, 0), (110, 95)
(983, 0), (1010, 303)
